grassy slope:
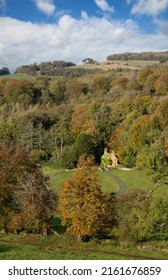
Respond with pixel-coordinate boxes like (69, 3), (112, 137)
(72, 60), (159, 71)
(43, 163), (167, 196)
(43, 164), (120, 193)
(109, 168), (167, 196)
(0, 73), (33, 80)
(1, 234), (168, 260)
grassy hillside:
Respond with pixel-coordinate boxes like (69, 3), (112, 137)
(1, 234), (168, 260)
(42, 162), (167, 196)
(73, 60), (159, 71)
(0, 73), (33, 80)
(42, 163), (119, 193)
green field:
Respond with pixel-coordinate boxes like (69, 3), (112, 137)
(0, 234), (168, 260)
(42, 163), (167, 196)
(109, 168), (167, 196)
(43, 164), (120, 193)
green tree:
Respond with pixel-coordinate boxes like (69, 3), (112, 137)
(49, 78), (66, 105)
(113, 190), (159, 245)
(136, 138), (168, 185)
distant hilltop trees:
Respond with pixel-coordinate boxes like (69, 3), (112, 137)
(107, 51), (168, 62)
(15, 60), (102, 77)
(82, 58), (98, 64)
(0, 67), (10, 76)
(16, 60), (76, 76)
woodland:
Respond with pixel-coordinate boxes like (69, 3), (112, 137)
(0, 54), (168, 258)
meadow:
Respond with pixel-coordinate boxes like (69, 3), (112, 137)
(1, 233), (168, 260)
(42, 163), (166, 196)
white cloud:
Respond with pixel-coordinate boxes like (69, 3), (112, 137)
(81, 10), (88, 20)
(33, 0), (56, 16)
(129, 0), (168, 16)
(0, 15), (167, 71)
(95, 0), (114, 12)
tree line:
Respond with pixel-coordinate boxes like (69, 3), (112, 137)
(107, 51), (168, 62)
(0, 64), (167, 175)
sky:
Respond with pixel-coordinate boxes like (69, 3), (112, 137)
(0, 0), (168, 71)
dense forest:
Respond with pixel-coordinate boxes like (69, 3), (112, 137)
(0, 59), (168, 247)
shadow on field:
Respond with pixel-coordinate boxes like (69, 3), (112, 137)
(51, 217), (66, 234)
(0, 243), (13, 253)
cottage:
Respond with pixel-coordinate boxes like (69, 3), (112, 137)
(101, 148), (118, 167)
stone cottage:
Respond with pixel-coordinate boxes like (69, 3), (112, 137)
(101, 148), (118, 167)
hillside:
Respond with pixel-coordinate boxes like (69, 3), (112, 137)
(0, 59), (168, 253)
(13, 51), (168, 78)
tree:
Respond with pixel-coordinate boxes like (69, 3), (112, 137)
(82, 58), (97, 64)
(136, 138), (168, 185)
(0, 145), (58, 236)
(3, 80), (41, 107)
(49, 78), (66, 105)
(154, 73), (168, 95)
(0, 67), (10, 76)
(137, 67), (153, 84)
(59, 155), (114, 241)
(113, 190), (159, 245)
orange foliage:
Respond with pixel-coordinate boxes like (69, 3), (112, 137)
(154, 73), (168, 95)
(59, 155), (113, 241)
(71, 105), (96, 137)
(130, 116), (151, 153)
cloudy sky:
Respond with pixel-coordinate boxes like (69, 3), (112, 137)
(0, 0), (168, 71)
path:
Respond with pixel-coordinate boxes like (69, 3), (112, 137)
(101, 167), (126, 194)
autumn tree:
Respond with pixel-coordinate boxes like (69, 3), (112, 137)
(137, 67), (153, 84)
(0, 145), (58, 236)
(59, 155), (114, 241)
(91, 76), (111, 93)
(154, 73), (168, 95)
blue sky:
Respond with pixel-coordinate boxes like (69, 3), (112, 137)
(0, 0), (168, 71)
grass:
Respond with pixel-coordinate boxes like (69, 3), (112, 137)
(0, 234), (168, 260)
(43, 165), (73, 192)
(0, 73), (33, 80)
(97, 170), (119, 193)
(109, 168), (167, 196)
(42, 163), (120, 193)
(42, 162), (167, 196)
(73, 60), (160, 72)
